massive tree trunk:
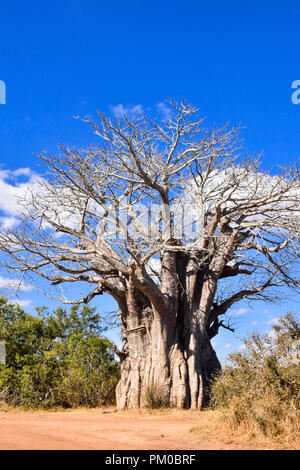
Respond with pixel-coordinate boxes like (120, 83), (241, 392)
(115, 302), (221, 409)
(115, 253), (221, 410)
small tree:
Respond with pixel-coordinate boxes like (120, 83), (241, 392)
(0, 100), (299, 409)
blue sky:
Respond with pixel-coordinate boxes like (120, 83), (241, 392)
(0, 0), (300, 361)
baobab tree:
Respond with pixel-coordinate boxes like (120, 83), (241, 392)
(0, 100), (299, 409)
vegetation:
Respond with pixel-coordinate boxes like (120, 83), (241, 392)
(210, 313), (300, 442)
(0, 297), (120, 408)
(144, 385), (170, 409)
(0, 101), (299, 409)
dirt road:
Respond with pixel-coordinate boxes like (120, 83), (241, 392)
(0, 408), (271, 450)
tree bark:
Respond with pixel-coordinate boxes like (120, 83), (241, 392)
(115, 283), (221, 410)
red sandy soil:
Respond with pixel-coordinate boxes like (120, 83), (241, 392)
(0, 408), (286, 450)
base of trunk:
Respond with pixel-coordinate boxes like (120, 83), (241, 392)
(116, 329), (221, 410)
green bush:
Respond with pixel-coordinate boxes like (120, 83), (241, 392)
(210, 313), (300, 439)
(0, 297), (120, 408)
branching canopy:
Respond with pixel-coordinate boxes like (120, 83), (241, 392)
(0, 100), (299, 336)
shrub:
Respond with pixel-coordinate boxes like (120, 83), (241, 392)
(0, 297), (120, 408)
(144, 385), (170, 409)
(210, 313), (300, 440)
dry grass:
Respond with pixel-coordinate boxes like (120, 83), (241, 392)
(115, 407), (200, 420)
(188, 409), (300, 450)
(105, 407), (299, 449)
(114, 408), (300, 449)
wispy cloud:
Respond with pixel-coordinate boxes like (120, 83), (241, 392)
(0, 276), (34, 292)
(11, 168), (33, 177)
(157, 102), (172, 121)
(110, 104), (144, 119)
(0, 167), (37, 228)
(231, 307), (249, 316)
(0, 216), (19, 229)
(265, 317), (280, 325)
(12, 299), (32, 309)
(266, 329), (277, 339)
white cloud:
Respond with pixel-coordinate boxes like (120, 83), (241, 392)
(12, 168), (33, 177)
(183, 167), (300, 234)
(110, 104), (144, 119)
(0, 276), (34, 292)
(12, 299), (32, 309)
(157, 102), (172, 121)
(231, 307), (249, 316)
(266, 329), (277, 339)
(252, 320), (258, 326)
(224, 343), (232, 349)
(265, 317), (280, 325)
(238, 343), (247, 351)
(0, 216), (19, 229)
(0, 167), (37, 220)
